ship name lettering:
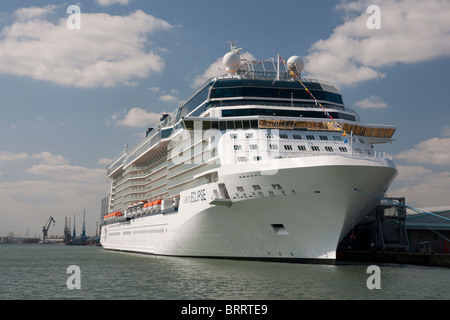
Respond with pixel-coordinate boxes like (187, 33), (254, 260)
(190, 188), (206, 203)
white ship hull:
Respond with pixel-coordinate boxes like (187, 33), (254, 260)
(101, 46), (399, 263)
(101, 156), (397, 263)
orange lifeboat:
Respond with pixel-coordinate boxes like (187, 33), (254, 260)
(149, 201), (155, 213)
(154, 199), (162, 212)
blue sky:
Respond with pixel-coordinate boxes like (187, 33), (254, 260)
(1, 0), (450, 238)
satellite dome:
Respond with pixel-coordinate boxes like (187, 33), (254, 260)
(223, 51), (241, 74)
(287, 55), (304, 76)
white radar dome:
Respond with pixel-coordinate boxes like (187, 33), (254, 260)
(223, 51), (241, 74)
(287, 55), (304, 76)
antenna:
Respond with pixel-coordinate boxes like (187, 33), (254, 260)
(277, 54), (280, 81)
(72, 214), (76, 238)
(228, 41), (242, 53)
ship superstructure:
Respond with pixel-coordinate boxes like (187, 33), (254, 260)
(100, 45), (397, 263)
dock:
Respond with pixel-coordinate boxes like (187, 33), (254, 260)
(338, 251), (450, 268)
(338, 198), (450, 268)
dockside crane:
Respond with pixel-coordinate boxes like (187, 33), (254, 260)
(81, 209), (86, 242)
(63, 217), (72, 244)
(42, 216), (55, 243)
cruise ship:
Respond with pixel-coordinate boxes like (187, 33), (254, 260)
(100, 44), (397, 263)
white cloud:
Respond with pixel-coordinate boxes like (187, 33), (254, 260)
(0, 150), (108, 237)
(14, 4), (58, 21)
(32, 152), (68, 165)
(27, 164), (105, 183)
(98, 158), (113, 165)
(0, 9), (172, 87)
(441, 125), (450, 137)
(0, 179), (108, 237)
(354, 95), (389, 109)
(395, 137), (450, 165)
(96, 0), (130, 6)
(0, 151), (101, 183)
(388, 171), (450, 207)
(395, 165), (433, 181)
(159, 94), (179, 103)
(389, 130), (450, 206)
(0, 151), (68, 165)
(192, 51), (255, 88)
(115, 107), (168, 128)
(304, 0), (450, 86)
(147, 86), (161, 92)
(0, 151), (30, 162)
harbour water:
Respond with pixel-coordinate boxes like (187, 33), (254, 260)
(1, 244), (448, 301)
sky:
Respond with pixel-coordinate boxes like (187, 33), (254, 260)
(1, 0), (450, 238)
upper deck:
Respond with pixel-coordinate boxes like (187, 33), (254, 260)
(175, 76), (355, 121)
(106, 49), (395, 177)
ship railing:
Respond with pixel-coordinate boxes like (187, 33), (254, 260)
(300, 77), (336, 87)
(294, 149), (392, 160)
(236, 149), (393, 161)
(234, 67), (338, 90)
(351, 149), (393, 160)
(207, 100), (355, 114)
(123, 131), (161, 169)
(295, 149), (392, 160)
(107, 127), (163, 176)
(107, 150), (127, 176)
